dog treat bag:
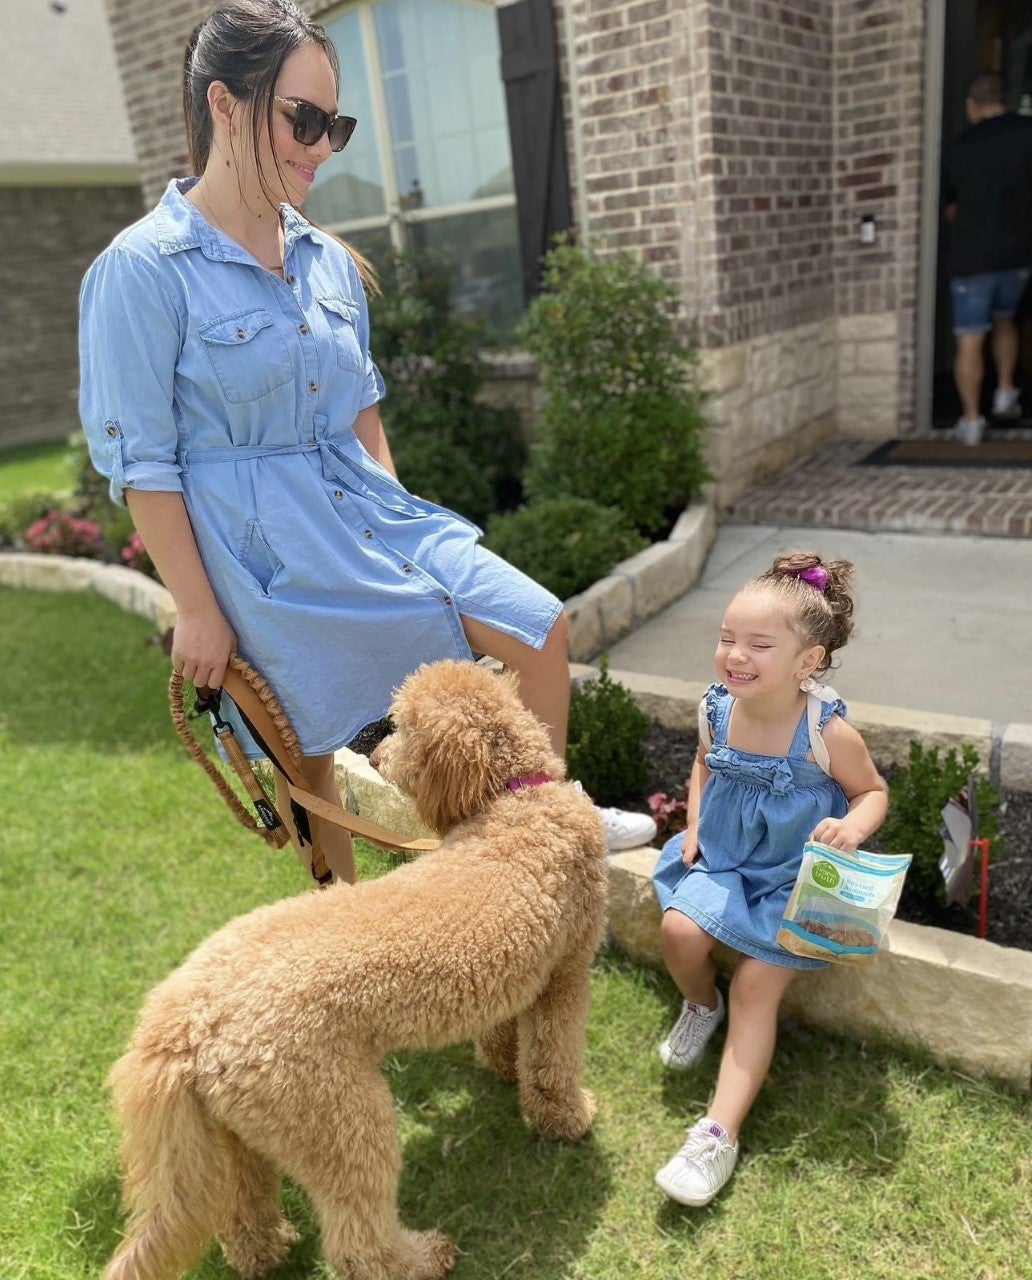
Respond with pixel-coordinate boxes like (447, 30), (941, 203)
(778, 842), (913, 965)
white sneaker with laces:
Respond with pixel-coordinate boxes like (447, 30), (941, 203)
(658, 988), (725, 1068)
(992, 387), (1022, 419)
(655, 1116), (739, 1206)
(594, 805), (658, 852)
(953, 415), (986, 446)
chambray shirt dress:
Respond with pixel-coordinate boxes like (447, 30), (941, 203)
(79, 178), (562, 756)
(652, 682), (850, 970)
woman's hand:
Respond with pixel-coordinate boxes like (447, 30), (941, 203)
(171, 606), (236, 693)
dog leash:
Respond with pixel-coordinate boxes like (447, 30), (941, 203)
(169, 656), (439, 884)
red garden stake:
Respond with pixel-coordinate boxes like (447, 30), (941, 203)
(971, 838), (991, 940)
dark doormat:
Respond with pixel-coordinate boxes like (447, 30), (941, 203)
(860, 438), (1032, 468)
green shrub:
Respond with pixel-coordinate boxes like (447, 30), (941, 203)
(0, 491), (63, 547)
(391, 436), (495, 526)
(880, 740), (1000, 907)
(519, 240), (708, 534)
(483, 497), (647, 600)
(370, 250), (526, 521)
(566, 655), (650, 807)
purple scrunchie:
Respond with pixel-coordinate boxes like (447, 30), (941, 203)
(786, 564), (829, 593)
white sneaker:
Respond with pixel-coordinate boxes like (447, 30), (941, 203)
(992, 387), (1022, 419)
(953, 415), (986, 445)
(595, 805), (658, 852)
(658, 988), (725, 1068)
(656, 1117), (739, 1206)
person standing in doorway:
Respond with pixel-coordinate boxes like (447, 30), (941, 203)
(942, 72), (1032, 445)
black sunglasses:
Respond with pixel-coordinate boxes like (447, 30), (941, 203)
(274, 97), (357, 152)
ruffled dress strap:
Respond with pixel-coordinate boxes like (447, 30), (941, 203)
(697, 682), (730, 755)
(800, 678), (848, 775)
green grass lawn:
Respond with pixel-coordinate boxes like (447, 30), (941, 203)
(0, 439), (75, 502)
(2, 584), (1030, 1280)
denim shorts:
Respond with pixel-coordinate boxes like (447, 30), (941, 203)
(950, 268), (1031, 334)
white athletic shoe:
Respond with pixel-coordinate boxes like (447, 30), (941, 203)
(953, 415), (986, 446)
(655, 1116), (739, 1206)
(595, 806), (658, 852)
(992, 387), (1022, 419)
(658, 988), (726, 1069)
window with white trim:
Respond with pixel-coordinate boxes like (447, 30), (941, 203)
(307, 0), (522, 339)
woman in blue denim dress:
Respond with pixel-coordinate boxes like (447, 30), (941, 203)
(650, 553), (888, 1208)
(78, 0), (654, 882)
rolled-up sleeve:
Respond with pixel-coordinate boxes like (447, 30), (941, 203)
(78, 247), (184, 506)
(347, 251), (386, 410)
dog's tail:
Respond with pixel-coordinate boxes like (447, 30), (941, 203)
(103, 1046), (224, 1280)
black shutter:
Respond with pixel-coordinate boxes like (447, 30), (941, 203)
(498, 0), (573, 301)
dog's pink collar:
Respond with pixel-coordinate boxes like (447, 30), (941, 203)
(506, 772), (553, 791)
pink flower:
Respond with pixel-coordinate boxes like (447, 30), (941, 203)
(23, 508), (107, 558)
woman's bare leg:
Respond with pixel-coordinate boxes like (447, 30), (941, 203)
(460, 612), (570, 756)
(273, 752), (355, 884)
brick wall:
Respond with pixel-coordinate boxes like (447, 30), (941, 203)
(832, 0), (925, 435)
(0, 185), (143, 448)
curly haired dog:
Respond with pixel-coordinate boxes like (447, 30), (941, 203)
(102, 660), (608, 1280)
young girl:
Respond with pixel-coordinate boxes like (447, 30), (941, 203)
(77, 0), (654, 882)
(651, 552), (888, 1206)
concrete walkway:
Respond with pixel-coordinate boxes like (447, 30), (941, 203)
(605, 522), (1032, 727)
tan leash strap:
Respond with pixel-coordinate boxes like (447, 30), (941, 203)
(286, 783), (439, 853)
(172, 656), (440, 879)
(169, 668), (291, 851)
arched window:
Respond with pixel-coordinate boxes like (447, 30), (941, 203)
(307, 0), (521, 339)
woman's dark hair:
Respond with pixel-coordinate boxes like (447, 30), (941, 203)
(748, 551), (856, 675)
(183, 0), (376, 288)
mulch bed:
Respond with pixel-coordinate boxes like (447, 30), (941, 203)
(640, 723), (1032, 953)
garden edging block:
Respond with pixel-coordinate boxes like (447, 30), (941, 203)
(607, 848), (1032, 1091)
(565, 491), (716, 663)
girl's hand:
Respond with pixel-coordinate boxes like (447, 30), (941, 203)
(809, 816), (866, 853)
(681, 821), (701, 866)
(171, 606), (237, 693)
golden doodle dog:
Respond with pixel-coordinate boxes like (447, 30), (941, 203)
(102, 659), (608, 1280)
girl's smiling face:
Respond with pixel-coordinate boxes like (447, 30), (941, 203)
(715, 588), (823, 697)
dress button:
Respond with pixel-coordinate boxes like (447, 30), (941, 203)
(309, 381), (318, 393)
(286, 273), (296, 284)
(236, 328), (246, 339)
(333, 489), (343, 500)
(363, 529), (373, 539)
(443, 595), (452, 606)
(105, 424), (118, 437)
(402, 564), (412, 574)
(299, 323), (309, 334)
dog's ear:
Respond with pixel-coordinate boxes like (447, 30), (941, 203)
(389, 662), (559, 833)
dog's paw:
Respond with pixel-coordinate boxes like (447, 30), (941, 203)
(406, 1229), (456, 1279)
(220, 1218), (300, 1277)
(529, 1087), (597, 1142)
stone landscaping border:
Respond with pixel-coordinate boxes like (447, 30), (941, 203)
(4, 548), (1030, 1090)
(565, 490), (717, 663)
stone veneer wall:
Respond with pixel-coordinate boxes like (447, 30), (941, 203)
(0, 184), (143, 449)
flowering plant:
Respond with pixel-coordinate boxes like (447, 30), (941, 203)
(24, 508), (107, 559)
(647, 782), (691, 841)
(121, 530), (157, 579)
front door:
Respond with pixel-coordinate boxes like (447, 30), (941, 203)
(932, 0), (1032, 428)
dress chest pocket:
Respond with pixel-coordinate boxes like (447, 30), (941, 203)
(199, 308), (294, 404)
(317, 297), (363, 373)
